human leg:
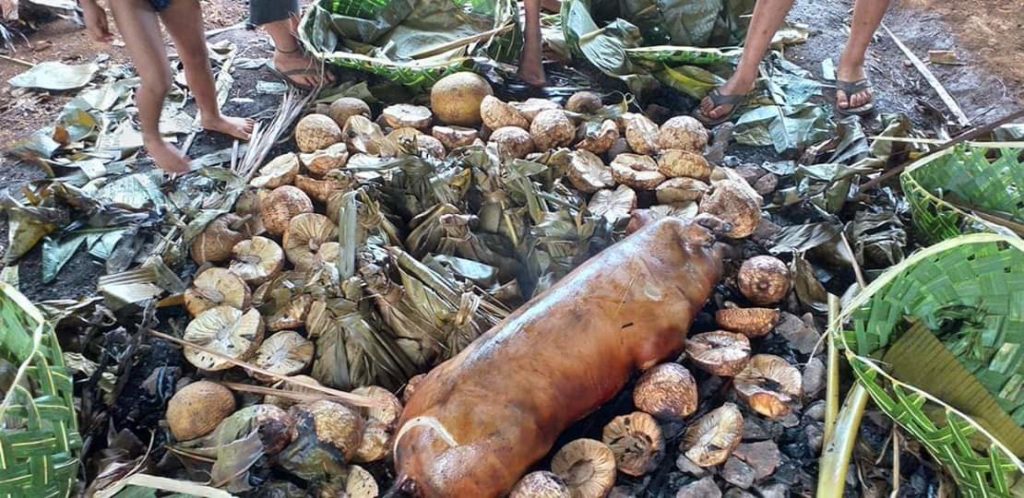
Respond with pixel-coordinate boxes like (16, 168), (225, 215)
(518, 0), (545, 86)
(836, 0), (890, 110)
(159, 0), (253, 140)
(109, 0), (189, 173)
(697, 0), (795, 122)
(252, 0), (334, 88)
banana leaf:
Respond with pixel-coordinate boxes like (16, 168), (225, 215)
(299, 0), (521, 88)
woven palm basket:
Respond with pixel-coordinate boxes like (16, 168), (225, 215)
(835, 234), (1024, 497)
(0, 282), (81, 498)
(901, 144), (1024, 245)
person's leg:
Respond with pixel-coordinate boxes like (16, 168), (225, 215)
(159, 0), (253, 140)
(518, 0), (545, 86)
(252, 0), (334, 88)
(698, 0), (795, 121)
(108, 0), (189, 173)
(836, 0), (890, 109)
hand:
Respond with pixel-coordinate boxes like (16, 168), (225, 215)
(80, 0), (114, 43)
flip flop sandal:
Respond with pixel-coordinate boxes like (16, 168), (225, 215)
(835, 79), (876, 116)
(266, 61), (328, 91)
(694, 88), (747, 126)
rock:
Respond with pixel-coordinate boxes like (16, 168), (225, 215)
(609, 485), (636, 498)
(722, 457), (756, 489)
(751, 218), (782, 245)
(803, 357), (826, 399)
(735, 164), (766, 185)
(778, 411), (801, 428)
(741, 416), (774, 441)
(806, 423), (825, 454)
(753, 173), (778, 196)
(756, 483), (788, 498)
(723, 488), (757, 498)
(774, 312), (820, 355)
(804, 400), (826, 422)
(675, 477), (721, 498)
(733, 441), (781, 481)
(676, 454), (709, 477)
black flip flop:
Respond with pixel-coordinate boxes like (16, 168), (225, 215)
(694, 88), (746, 126)
(835, 79), (875, 116)
(266, 61), (330, 91)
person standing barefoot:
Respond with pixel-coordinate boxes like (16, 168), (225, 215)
(696, 0), (891, 125)
(80, 0), (254, 173)
(251, 0), (335, 89)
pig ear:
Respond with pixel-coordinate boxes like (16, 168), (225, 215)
(694, 213), (733, 238)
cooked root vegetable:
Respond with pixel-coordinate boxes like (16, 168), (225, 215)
(260, 186), (314, 237)
(290, 400), (365, 461)
(283, 213), (338, 271)
(738, 255), (791, 305)
(685, 331), (751, 377)
(230, 236), (285, 286)
(602, 412), (664, 476)
(622, 113), (659, 155)
(551, 439), (617, 498)
(183, 307), (264, 371)
(352, 386), (403, 463)
(588, 185), (636, 224)
(190, 213), (249, 265)
(715, 307), (780, 338)
(530, 110), (575, 150)
(576, 120), (619, 155)
(430, 72), (493, 126)
(682, 402), (743, 467)
(611, 154), (665, 190)
(300, 142), (349, 177)
(655, 177), (708, 204)
(512, 98), (562, 121)
(510, 471), (571, 498)
(382, 104), (433, 130)
(253, 331), (314, 380)
(343, 115), (391, 156)
(183, 267), (251, 317)
(296, 114), (343, 153)
(698, 180), (761, 239)
(166, 380), (235, 441)
(734, 354), (802, 419)
(657, 116), (707, 152)
(567, 150), (614, 193)
(327, 97), (371, 128)
(481, 96), (530, 130)
(347, 465), (379, 498)
(657, 149), (711, 179)
(489, 126), (536, 159)
(566, 91), (603, 114)
(432, 125), (479, 150)
(632, 363), (698, 420)
(250, 152), (299, 189)
(393, 217), (723, 497)
(266, 294), (312, 332)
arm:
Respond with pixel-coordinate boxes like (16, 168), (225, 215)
(79, 0), (114, 42)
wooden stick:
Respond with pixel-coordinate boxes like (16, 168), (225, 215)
(220, 381), (344, 404)
(148, 330), (380, 408)
(881, 24), (970, 128)
(0, 54), (34, 68)
(860, 107), (1024, 191)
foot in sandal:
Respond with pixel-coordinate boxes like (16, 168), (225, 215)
(835, 59), (874, 115)
(696, 76), (755, 126)
(271, 47), (335, 89)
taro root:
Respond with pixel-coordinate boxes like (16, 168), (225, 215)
(432, 125), (479, 150)
(299, 142), (349, 178)
(346, 465), (379, 498)
(352, 385), (403, 462)
(566, 91), (603, 114)
(327, 97), (371, 128)
(250, 152), (299, 189)
(265, 374), (323, 408)
(601, 411), (664, 476)
(588, 185), (636, 224)
(489, 126), (536, 159)
(166, 380), (235, 441)
(512, 98), (562, 121)
(294, 173), (353, 203)
(621, 113), (660, 155)
(430, 71), (493, 126)
(575, 119), (619, 155)
(610, 154), (666, 190)
(253, 331), (314, 380)
(550, 439), (617, 498)
(411, 134), (447, 159)
(289, 400), (365, 461)
(190, 213), (249, 265)
(387, 126), (423, 143)
(734, 354), (802, 419)
(230, 236), (285, 286)
(697, 180), (762, 239)
(184, 267), (251, 317)
(685, 331), (751, 377)
(402, 373), (427, 403)
(381, 104), (433, 130)
(260, 185), (314, 237)
(567, 150), (614, 193)
(284, 213), (338, 271)
(715, 306), (780, 338)
(295, 114), (343, 153)
(530, 109), (575, 150)
(183, 307), (264, 371)
(657, 116), (708, 153)
(510, 471), (571, 498)
(343, 115), (391, 156)
(738, 255), (791, 306)
(655, 177), (709, 204)
(633, 362), (698, 420)
(267, 294), (313, 332)
(682, 402), (744, 467)
(657, 149), (711, 180)
(481, 95), (529, 130)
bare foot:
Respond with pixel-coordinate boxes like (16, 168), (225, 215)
(836, 59), (872, 110)
(145, 137), (191, 174)
(202, 114), (255, 141)
(698, 75), (755, 121)
(273, 49), (335, 88)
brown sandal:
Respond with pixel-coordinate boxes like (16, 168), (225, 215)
(694, 88), (747, 126)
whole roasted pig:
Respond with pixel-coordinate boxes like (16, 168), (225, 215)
(392, 216), (725, 497)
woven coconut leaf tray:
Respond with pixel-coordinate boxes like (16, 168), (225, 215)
(902, 144), (1024, 245)
(0, 282), (81, 498)
(837, 234), (1024, 497)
